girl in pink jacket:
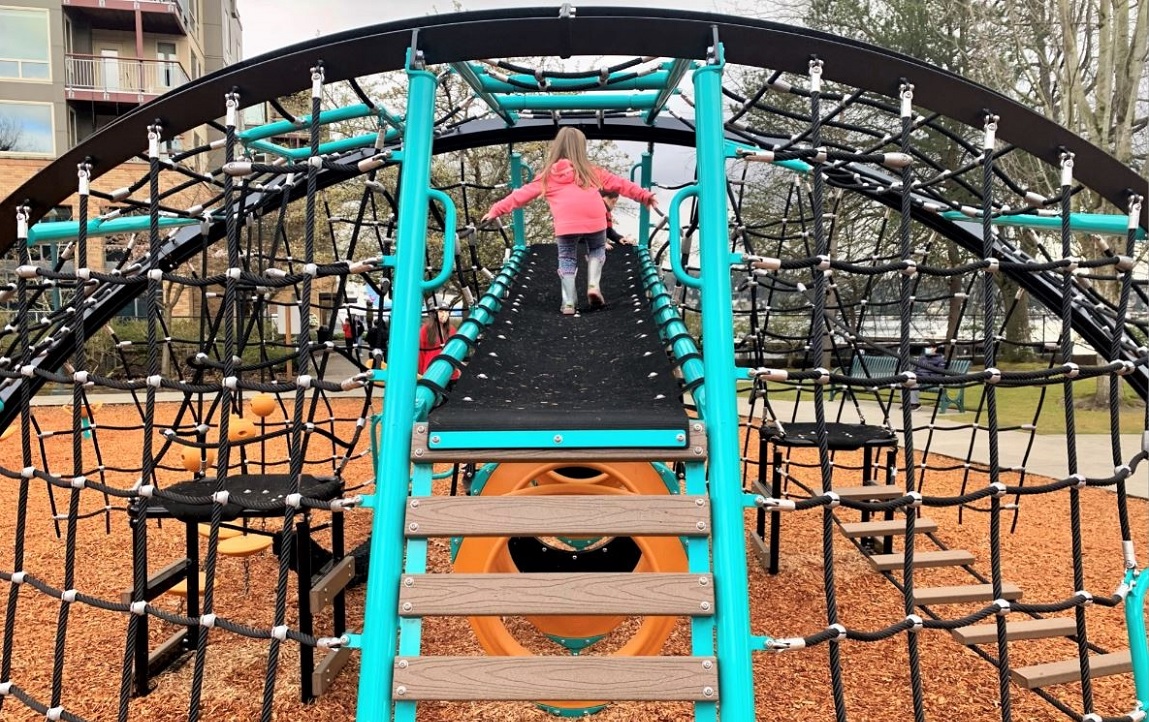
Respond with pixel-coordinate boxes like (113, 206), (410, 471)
(482, 128), (658, 315)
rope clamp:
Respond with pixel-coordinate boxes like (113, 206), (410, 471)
(212, 491), (230, 506)
(906, 614), (923, 632)
(899, 82), (914, 117)
(813, 367), (830, 385)
(10, 571), (25, 584)
(223, 376), (238, 390)
(901, 371), (918, 388)
(297, 374), (313, 389)
(1076, 590), (1094, 605)
(200, 613), (217, 629)
(989, 482), (1007, 498)
(147, 269), (163, 281)
(130, 601), (147, 615)
(47, 706), (64, 721)
(984, 368), (1001, 384)
(824, 491), (840, 509)
(757, 497), (796, 512)
(768, 637), (805, 651)
(1071, 473), (1087, 489)
(70, 475), (86, 490)
(1062, 362), (1080, 378)
(899, 260), (917, 277)
(272, 625), (289, 641)
(994, 599), (1011, 616)
(907, 491), (922, 508)
(829, 623), (847, 641)
(147, 375), (163, 388)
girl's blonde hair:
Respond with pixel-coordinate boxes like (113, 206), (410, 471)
(540, 127), (600, 190)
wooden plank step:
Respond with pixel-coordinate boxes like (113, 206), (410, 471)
(867, 549), (976, 572)
(839, 518), (938, 538)
(392, 656), (719, 701)
(405, 495), (710, 538)
(399, 573), (714, 617)
(951, 617), (1077, 645)
(1011, 650), (1132, 689)
(915, 583), (1023, 606)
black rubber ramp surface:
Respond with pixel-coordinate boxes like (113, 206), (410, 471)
(429, 244), (688, 433)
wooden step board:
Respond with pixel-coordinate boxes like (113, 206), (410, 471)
(951, 617), (1077, 645)
(398, 573), (714, 617)
(867, 550), (976, 572)
(1011, 650), (1132, 689)
(404, 495), (710, 538)
(915, 583), (1023, 606)
(392, 656), (719, 701)
(840, 518), (938, 538)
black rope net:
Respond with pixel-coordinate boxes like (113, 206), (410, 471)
(0, 33), (1144, 722)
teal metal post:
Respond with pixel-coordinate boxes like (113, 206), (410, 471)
(354, 50), (438, 722)
(637, 149), (653, 248)
(509, 151), (527, 247)
(1127, 566), (1149, 707)
(694, 44), (756, 715)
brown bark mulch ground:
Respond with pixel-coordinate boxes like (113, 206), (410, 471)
(0, 400), (1144, 721)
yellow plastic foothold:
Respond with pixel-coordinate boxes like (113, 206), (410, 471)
(217, 534), (273, 557)
(198, 523), (242, 540)
(249, 392), (276, 418)
(228, 416), (256, 442)
(166, 572), (208, 598)
(181, 446), (217, 473)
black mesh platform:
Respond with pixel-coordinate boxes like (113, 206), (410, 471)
(158, 474), (342, 522)
(761, 422), (897, 451)
(429, 244), (688, 433)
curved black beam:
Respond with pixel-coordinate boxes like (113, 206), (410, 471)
(2, 115), (1142, 434)
(0, 6), (1144, 251)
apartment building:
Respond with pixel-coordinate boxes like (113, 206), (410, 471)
(0, 0), (241, 316)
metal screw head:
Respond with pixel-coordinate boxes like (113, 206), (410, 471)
(698, 576), (709, 586)
(702, 659), (713, 670)
(693, 446), (704, 456)
(397, 659), (409, 669)
(693, 423), (703, 431)
(408, 522), (419, 532)
(696, 521), (707, 531)
(703, 686), (714, 697)
(401, 602), (413, 612)
(695, 498), (705, 506)
(553, 435), (563, 444)
(700, 601), (712, 611)
(396, 685), (407, 696)
(416, 426), (426, 434)
(403, 577), (414, 587)
(410, 499), (420, 508)
(414, 448), (424, 457)
(430, 435), (441, 445)
(676, 433), (685, 442)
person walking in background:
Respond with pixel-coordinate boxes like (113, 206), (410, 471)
(600, 189), (634, 250)
(481, 127), (658, 315)
(418, 303), (458, 377)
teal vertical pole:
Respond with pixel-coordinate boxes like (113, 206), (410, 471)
(509, 151), (527, 247)
(1127, 567), (1149, 707)
(694, 43), (756, 716)
(638, 148), (653, 248)
(355, 49), (437, 722)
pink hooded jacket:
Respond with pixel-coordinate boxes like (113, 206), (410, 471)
(487, 159), (655, 236)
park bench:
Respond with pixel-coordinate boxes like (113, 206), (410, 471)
(829, 353), (971, 412)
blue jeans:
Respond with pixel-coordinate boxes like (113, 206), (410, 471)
(555, 230), (607, 277)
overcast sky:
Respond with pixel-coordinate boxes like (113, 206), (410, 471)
(241, 1), (752, 58)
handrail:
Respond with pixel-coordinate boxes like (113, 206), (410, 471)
(667, 184), (702, 288)
(421, 188), (457, 291)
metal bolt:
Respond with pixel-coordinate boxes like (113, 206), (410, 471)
(414, 448), (424, 457)
(396, 685), (407, 696)
(553, 435), (563, 444)
(693, 446), (704, 456)
(703, 686), (714, 697)
(416, 426), (426, 434)
(696, 521), (707, 531)
(403, 577), (414, 587)
(700, 601), (711, 611)
(699, 576), (709, 586)
(693, 423), (703, 431)
(401, 602), (413, 612)
(410, 499), (420, 508)
(695, 498), (705, 506)
(397, 660), (409, 669)
(408, 522), (419, 532)
(430, 435), (441, 445)
(675, 433), (685, 443)
(702, 660), (713, 670)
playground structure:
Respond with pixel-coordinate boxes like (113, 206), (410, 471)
(0, 6), (1146, 722)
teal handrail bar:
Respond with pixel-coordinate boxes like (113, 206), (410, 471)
(941, 209), (1147, 239)
(354, 48), (437, 722)
(509, 151), (527, 247)
(643, 57), (693, 124)
(449, 61), (518, 126)
(238, 103), (375, 142)
(694, 42), (757, 717)
(475, 68), (673, 93)
(493, 92), (662, 111)
(1127, 565), (1148, 708)
(421, 188), (458, 291)
(637, 150), (653, 247)
(635, 248), (707, 414)
(668, 184), (702, 288)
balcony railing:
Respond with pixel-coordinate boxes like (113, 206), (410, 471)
(65, 54), (189, 100)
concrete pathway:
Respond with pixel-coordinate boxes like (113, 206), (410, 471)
(744, 397), (1148, 499)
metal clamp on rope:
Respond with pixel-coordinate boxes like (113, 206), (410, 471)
(1076, 590), (1094, 606)
(907, 491), (922, 508)
(994, 599), (1011, 616)
(829, 623), (847, 641)
(757, 497), (796, 512)
(984, 368), (1001, 384)
(813, 367), (830, 385)
(1070, 473), (1087, 489)
(823, 491), (840, 509)
(767, 636), (805, 651)
(899, 259), (918, 277)
(753, 367), (789, 382)
(989, 482), (1007, 498)
(906, 614), (923, 632)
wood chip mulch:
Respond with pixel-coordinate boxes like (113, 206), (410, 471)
(0, 400), (1144, 721)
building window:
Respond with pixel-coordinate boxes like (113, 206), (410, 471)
(0, 101), (54, 155)
(0, 7), (50, 81)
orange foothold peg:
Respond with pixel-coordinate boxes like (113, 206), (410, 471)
(181, 446), (217, 473)
(228, 416), (256, 442)
(249, 393), (276, 418)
